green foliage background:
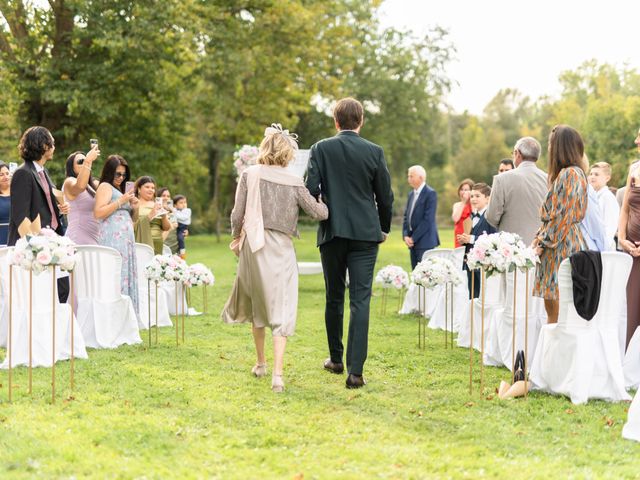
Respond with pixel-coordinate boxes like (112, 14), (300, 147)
(1, 2), (640, 232)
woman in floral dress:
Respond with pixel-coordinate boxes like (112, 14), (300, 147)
(532, 125), (588, 323)
(94, 155), (139, 314)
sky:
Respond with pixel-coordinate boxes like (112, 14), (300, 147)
(379, 0), (640, 114)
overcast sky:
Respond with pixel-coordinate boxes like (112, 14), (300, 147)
(379, 0), (640, 114)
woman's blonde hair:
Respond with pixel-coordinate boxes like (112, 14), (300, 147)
(257, 132), (297, 167)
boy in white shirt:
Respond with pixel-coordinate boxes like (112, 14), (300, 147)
(588, 162), (619, 251)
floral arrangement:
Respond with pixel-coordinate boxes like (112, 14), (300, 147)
(185, 263), (215, 287)
(467, 232), (538, 276)
(375, 265), (409, 290)
(144, 255), (188, 283)
(233, 144), (259, 178)
(411, 256), (464, 289)
(10, 228), (77, 274)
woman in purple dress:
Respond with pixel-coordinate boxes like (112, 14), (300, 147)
(63, 146), (100, 245)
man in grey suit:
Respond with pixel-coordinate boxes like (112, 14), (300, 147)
(486, 137), (548, 244)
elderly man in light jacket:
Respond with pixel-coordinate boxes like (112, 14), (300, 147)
(486, 137), (548, 244)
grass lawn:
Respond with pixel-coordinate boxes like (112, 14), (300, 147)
(0, 226), (638, 479)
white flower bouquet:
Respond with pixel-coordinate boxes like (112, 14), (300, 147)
(10, 228), (78, 273)
(144, 255), (188, 283)
(233, 144), (259, 178)
(467, 232), (538, 276)
(411, 256), (464, 289)
(375, 265), (409, 290)
(185, 263), (215, 287)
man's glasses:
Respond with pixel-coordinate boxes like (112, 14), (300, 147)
(114, 172), (126, 178)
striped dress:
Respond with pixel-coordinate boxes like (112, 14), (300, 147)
(533, 166), (588, 300)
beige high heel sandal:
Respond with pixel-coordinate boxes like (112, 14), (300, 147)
(251, 363), (267, 377)
(271, 374), (284, 393)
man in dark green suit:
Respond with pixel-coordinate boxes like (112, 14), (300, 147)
(306, 97), (394, 388)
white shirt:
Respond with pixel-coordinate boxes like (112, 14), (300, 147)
(34, 162), (45, 173)
(467, 207), (488, 243)
(595, 187), (620, 251)
(408, 182), (426, 222)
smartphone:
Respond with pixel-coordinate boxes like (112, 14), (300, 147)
(90, 138), (98, 149)
(155, 197), (163, 207)
(8, 162), (17, 175)
(125, 181), (134, 193)
(166, 199), (173, 209)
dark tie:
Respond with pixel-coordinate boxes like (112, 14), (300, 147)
(37, 170), (58, 230)
(471, 212), (480, 219)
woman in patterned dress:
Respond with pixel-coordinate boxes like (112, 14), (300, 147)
(618, 127), (640, 348)
(94, 155), (139, 314)
(532, 125), (588, 323)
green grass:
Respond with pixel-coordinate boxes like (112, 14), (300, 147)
(0, 227), (638, 479)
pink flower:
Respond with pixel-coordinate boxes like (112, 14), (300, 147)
(36, 251), (52, 265)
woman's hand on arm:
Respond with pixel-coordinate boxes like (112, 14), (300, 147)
(451, 202), (464, 223)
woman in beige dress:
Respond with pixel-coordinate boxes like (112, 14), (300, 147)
(221, 125), (328, 392)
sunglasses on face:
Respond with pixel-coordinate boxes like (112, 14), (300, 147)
(114, 172), (126, 178)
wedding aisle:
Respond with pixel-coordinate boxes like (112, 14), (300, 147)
(0, 230), (637, 478)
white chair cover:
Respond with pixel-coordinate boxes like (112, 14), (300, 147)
(399, 248), (451, 317)
(624, 326), (640, 389)
(428, 248), (469, 332)
(529, 253), (632, 404)
(298, 262), (323, 275)
(74, 246), (141, 349)
(623, 389), (640, 442)
(135, 243), (172, 329)
(483, 269), (546, 369)
(457, 273), (504, 350)
(0, 248), (88, 368)
(162, 244), (171, 256)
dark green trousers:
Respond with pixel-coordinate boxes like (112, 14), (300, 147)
(320, 237), (379, 375)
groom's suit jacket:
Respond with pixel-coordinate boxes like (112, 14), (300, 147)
(8, 161), (65, 246)
(306, 131), (394, 246)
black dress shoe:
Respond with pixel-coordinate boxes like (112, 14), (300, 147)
(346, 374), (366, 389)
(324, 358), (344, 374)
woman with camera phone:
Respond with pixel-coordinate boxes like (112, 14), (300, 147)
(133, 176), (171, 255)
(63, 145), (100, 245)
(94, 155), (139, 314)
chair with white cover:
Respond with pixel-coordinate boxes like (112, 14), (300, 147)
(74, 245), (141, 348)
(161, 281), (190, 316)
(483, 268), (546, 369)
(623, 389), (640, 442)
(0, 248), (88, 368)
(623, 326), (640, 390)
(457, 272), (504, 350)
(529, 252), (632, 404)
(135, 243), (172, 330)
(162, 244), (171, 256)
(427, 248), (468, 332)
(399, 248), (451, 316)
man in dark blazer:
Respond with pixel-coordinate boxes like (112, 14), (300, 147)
(402, 165), (439, 269)
(9, 126), (69, 300)
(306, 97), (394, 389)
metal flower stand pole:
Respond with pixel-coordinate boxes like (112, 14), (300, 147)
(69, 270), (75, 393)
(380, 287), (388, 316)
(511, 270), (517, 385)
(181, 282), (186, 343)
(417, 285), (426, 350)
(469, 272), (475, 394)
(7, 265), (13, 402)
(51, 266), (56, 404)
(175, 281), (180, 346)
(480, 269), (486, 394)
